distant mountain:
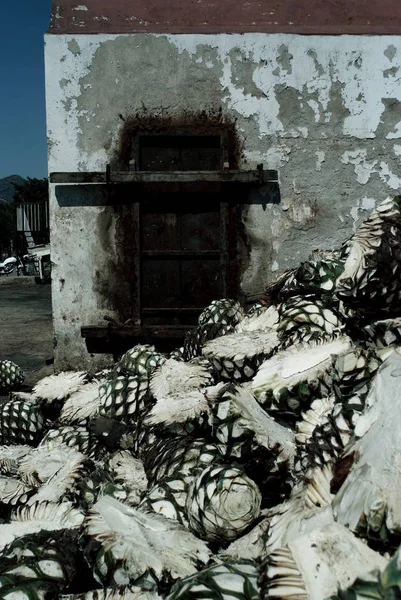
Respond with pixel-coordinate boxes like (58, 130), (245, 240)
(0, 175), (27, 204)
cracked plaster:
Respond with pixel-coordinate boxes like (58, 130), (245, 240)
(45, 32), (401, 369)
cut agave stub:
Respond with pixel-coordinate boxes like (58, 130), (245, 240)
(296, 397), (335, 447)
(18, 444), (86, 505)
(363, 316), (401, 349)
(295, 396), (338, 473)
(332, 347), (381, 406)
(0, 475), (34, 506)
(0, 400), (44, 445)
(144, 383), (225, 435)
(186, 465), (262, 542)
(107, 451), (148, 507)
(76, 464), (113, 510)
(235, 305), (279, 333)
(333, 353), (401, 540)
(330, 545), (401, 599)
(183, 299), (245, 360)
(60, 380), (102, 425)
(210, 385), (296, 464)
(84, 496), (211, 586)
(280, 249), (344, 299)
(277, 295), (343, 348)
(0, 360), (25, 393)
(202, 330), (280, 381)
(140, 477), (189, 526)
(265, 465), (335, 553)
(252, 337), (352, 414)
(219, 519), (270, 562)
(167, 560), (260, 600)
(61, 587), (163, 600)
(0, 529), (82, 600)
(0, 501), (84, 552)
(296, 405), (352, 475)
(40, 426), (98, 457)
(335, 195), (401, 318)
(198, 299), (245, 329)
(150, 359), (214, 402)
(259, 523), (388, 600)
(0, 445), (32, 476)
(117, 345), (166, 379)
(99, 375), (150, 423)
(182, 323), (225, 361)
(32, 371), (87, 402)
(143, 437), (222, 488)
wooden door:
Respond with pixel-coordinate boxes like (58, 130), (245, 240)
(136, 135), (229, 326)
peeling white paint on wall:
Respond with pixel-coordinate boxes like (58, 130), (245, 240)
(350, 196), (377, 230)
(45, 34), (119, 172)
(45, 31), (401, 369)
(164, 33), (401, 140)
(341, 149), (378, 185)
(379, 162), (401, 189)
(244, 147), (292, 170)
(315, 150), (325, 171)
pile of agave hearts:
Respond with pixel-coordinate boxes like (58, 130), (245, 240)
(2, 196), (401, 600)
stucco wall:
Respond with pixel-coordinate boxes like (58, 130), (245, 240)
(45, 33), (401, 370)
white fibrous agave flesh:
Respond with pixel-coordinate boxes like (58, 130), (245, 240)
(333, 352), (401, 538)
(212, 385), (296, 464)
(4, 195), (401, 599)
(260, 523), (388, 600)
(84, 496), (211, 586)
(335, 195), (401, 317)
(252, 337), (351, 411)
(0, 444), (33, 475)
(235, 305), (279, 333)
(219, 518), (270, 562)
(107, 451), (148, 506)
(150, 359), (214, 401)
(60, 380), (102, 424)
(202, 330), (280, 381)
(265, 465), (335, 553)
(0, 501), (84, 552)
(331, 545), (401, 599)
(145, 382), (225, 429)
(18, 443), (86, 505)
(0, 475), (34, 506)
(32, 371), (88, 401)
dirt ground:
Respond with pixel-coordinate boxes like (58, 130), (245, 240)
(0, 277), (54, 394)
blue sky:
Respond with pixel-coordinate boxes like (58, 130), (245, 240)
(0, 1), (52, 180)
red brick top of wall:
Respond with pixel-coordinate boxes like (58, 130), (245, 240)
(48, 0), (401, 34)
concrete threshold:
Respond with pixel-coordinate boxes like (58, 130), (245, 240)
(0, 276), (38, 286)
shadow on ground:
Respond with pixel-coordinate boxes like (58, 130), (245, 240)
(0, 278), (53, 393)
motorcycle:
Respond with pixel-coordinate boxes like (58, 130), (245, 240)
(0, 256), (23, 276)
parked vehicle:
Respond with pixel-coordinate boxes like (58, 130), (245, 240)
(0, 256), (18, 276)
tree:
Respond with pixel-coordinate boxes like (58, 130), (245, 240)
(12, 177), (48, 205)
(0, 203), (16, 257)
